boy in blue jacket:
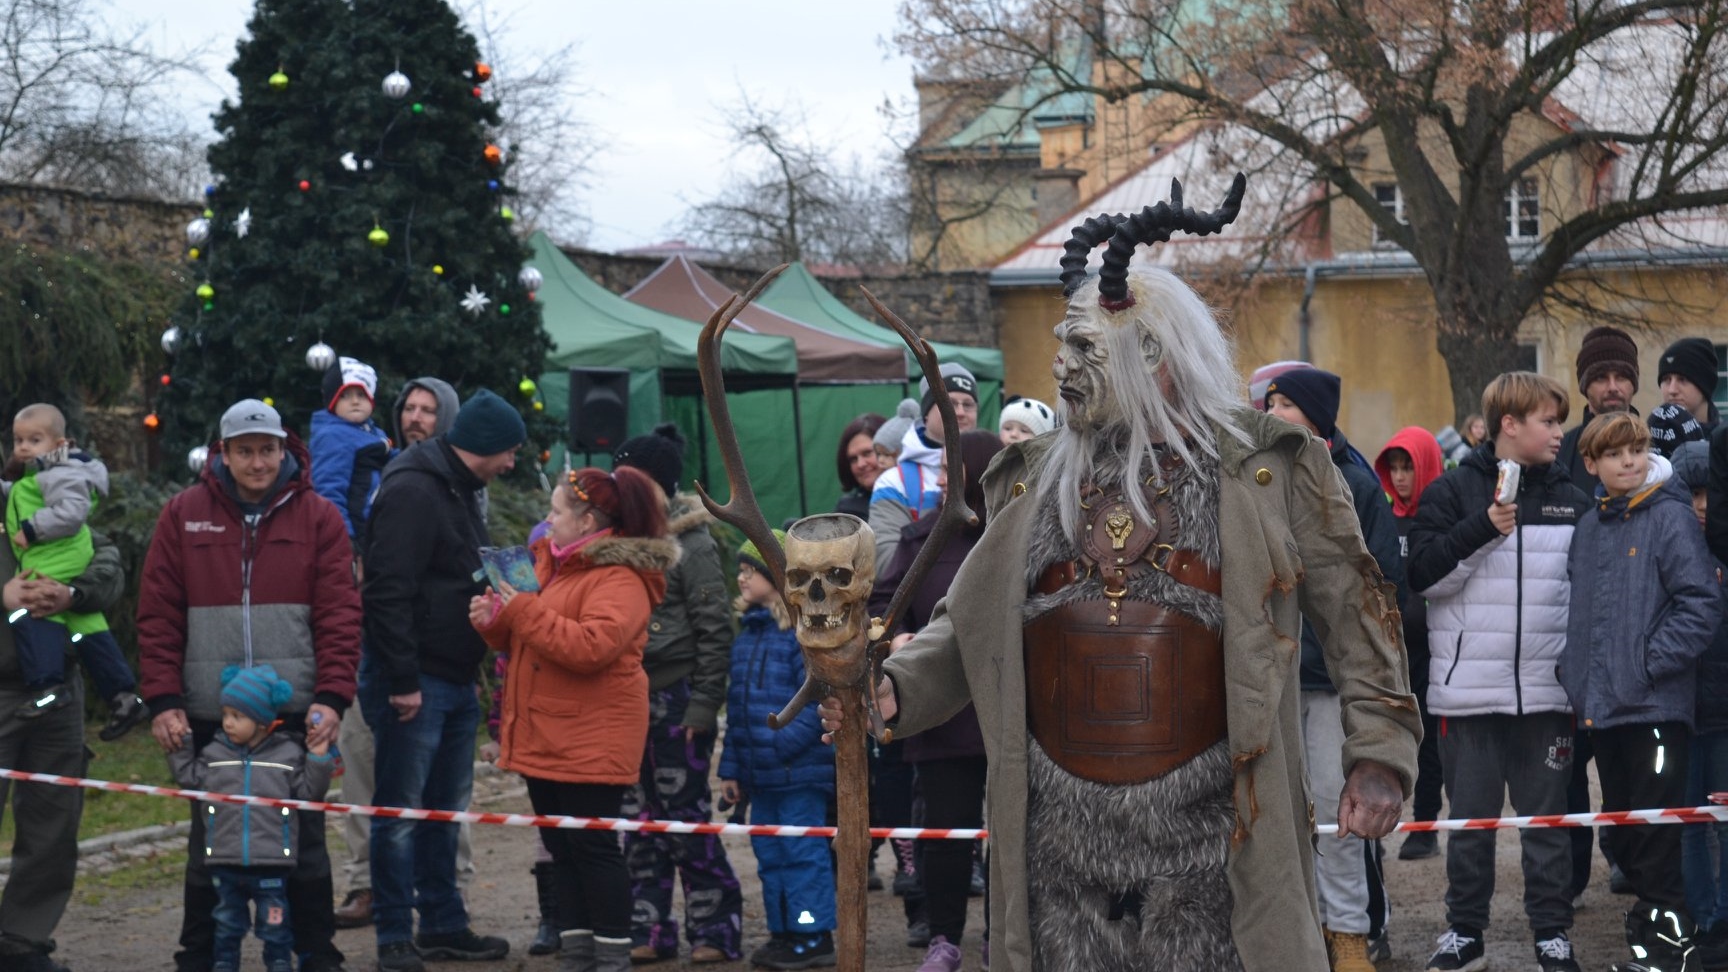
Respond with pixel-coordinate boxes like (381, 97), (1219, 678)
(309, 357), (392, 551)
(718, 533), (836, 970)
(1564, 412), (1721, 972)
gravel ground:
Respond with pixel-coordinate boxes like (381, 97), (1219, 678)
(48, 773), (1643, 971)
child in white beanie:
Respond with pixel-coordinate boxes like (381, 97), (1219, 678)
(310, 355), (394, 549)
(997, 396), (1056, 446)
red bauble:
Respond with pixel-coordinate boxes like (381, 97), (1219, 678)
(159, 374), (172, 387)
(298, 179), (311, 191)
(143, 413), (161, 430)
(472, 86), (483, 98)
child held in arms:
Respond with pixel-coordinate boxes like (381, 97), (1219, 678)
(2, 402), (146, 738)
(310, 356), (393, 552)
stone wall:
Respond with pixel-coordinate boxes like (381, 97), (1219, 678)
(0, 181), (197, 263)
(561, 244), (1000, 351)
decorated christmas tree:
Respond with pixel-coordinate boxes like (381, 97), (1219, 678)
(157, 0), (551, 468)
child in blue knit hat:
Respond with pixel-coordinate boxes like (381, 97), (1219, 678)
(168, 664), (336, 972)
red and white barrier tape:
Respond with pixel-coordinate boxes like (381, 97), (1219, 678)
(9, 767), (1727, 840)
(0, 768), (987, 840)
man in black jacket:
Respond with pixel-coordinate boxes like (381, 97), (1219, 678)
(1266, 367), (1405, 972)
(0, 535), (123, 972)
(361, 389), (521, 972)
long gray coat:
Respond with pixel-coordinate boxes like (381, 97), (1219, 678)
(882, 407), (1420, 972)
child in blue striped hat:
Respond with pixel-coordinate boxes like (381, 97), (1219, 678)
(168, 664), (336, 972)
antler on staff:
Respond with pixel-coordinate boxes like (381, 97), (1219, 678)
(859, 287), (979, 742)
(693, 264), (793, 592)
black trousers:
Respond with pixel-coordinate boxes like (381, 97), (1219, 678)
(913, 756), (987, 943)
(527, 778), (632, 939)
(175, 716), (341, 972)
(1593, 722), (1691, 912)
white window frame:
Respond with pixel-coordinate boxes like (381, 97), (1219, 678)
(1505, 177), (1540, 240)
(1372, 183), (1407, 247)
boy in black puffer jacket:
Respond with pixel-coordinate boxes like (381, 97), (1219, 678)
(168, 665), (336, 972)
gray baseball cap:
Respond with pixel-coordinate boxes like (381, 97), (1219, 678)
(219, 399), (287, 440)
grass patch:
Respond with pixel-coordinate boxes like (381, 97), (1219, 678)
(0, 721), (184, 850)
(73, 843), (188, 906)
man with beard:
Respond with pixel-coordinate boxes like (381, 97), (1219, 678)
(334, 376), (466, 930)
(1555, 326), (1639, 493)
(820, 182), (1419, 971)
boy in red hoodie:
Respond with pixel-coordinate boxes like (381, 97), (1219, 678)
(1375, 427), (1447, 860)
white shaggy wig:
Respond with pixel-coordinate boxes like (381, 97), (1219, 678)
(1044, 267), (1253, 540)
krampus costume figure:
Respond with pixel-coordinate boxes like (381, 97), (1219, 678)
(872, 180), (1421, 972)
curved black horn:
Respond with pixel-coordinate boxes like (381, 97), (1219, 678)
(1079, 172), (1249, 309)
(1059, 213), (1126, 297)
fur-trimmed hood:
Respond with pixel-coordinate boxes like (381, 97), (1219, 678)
(573, 533), (681, 574)
(665, 491), (715, 539)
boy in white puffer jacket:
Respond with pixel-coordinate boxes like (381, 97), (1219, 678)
(1407, 372), (1591, 972)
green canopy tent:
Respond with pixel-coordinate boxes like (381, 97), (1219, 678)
(528, 232), (810, 525)
(757, 262), (1006, 430)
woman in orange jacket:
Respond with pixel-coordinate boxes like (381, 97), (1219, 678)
(470, 466), (678, 972)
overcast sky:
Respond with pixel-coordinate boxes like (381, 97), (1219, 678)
(133, 0), (917, 252)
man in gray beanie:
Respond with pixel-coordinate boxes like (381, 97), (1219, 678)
(360, 388), (523, 971)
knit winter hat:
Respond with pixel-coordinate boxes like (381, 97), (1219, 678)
(1658, 337), (1720, 399)
(737, 529), (788, 575)
(918, 363), (979, 418)
(447, 389), (526, 456)
(1264, 367), (1342, 440)
(219, 664), (293, 725)
(321, 356), (378, 411)
(1647, 401), (1709, 459)
(998, 396), (1056, 438)
(613, 423), (687, 498)
(874, 399), (920, 455)
(1575, 326), (1639, 395)
(1673, 440), (1710, 491)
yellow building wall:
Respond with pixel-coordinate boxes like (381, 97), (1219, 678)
(994, 263), (1728, 459)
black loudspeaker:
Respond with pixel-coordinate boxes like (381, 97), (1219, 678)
(569, 367), (630, 453)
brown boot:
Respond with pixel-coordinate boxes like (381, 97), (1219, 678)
(1325, 928), (1377, 972)
(333, 888), (373, 929)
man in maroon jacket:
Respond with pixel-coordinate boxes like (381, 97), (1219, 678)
(138, 399), (362, 972)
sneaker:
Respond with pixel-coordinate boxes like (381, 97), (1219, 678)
(376, 942), (424, 972)
(17, 684), (70, 720)
(907, 920), (931, 948)
(916, 935), (963, 972)
(414, 928), (509, 961)
(1367, 930), (1391, 963)
(1325, 928), (1377, 972)
(1535, 931), (1581, 972)
(754, 932), (835, 970)
(333, 888), (372, 929)
(98, 692), (148, 741)
(1424, 926), (1486, 972)
(891, 839), (919, 895)
(1399, 830), (1441, 860)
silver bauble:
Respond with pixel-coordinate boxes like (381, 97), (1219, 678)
(187, 445), (209, 475)
(382, 71), (412, 99)
(518, 265), (543, 292)
(161, 325), (182, 354)
(306, 341), (336, 371)
(186, 218), (211, 246)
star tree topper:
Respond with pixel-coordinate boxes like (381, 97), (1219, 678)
(460, 284), (491, 316)
(235, 208), (252, 238)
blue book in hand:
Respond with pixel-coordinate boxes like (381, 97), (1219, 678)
(476, 545), (540, 594)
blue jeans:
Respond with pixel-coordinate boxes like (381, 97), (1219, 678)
(12, 618), (134, 698)
(1686, 730), (1728, 929)
(748, 787), (835, 934)
(211, 866), (293, 972)
(360, 664), (478, 946)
